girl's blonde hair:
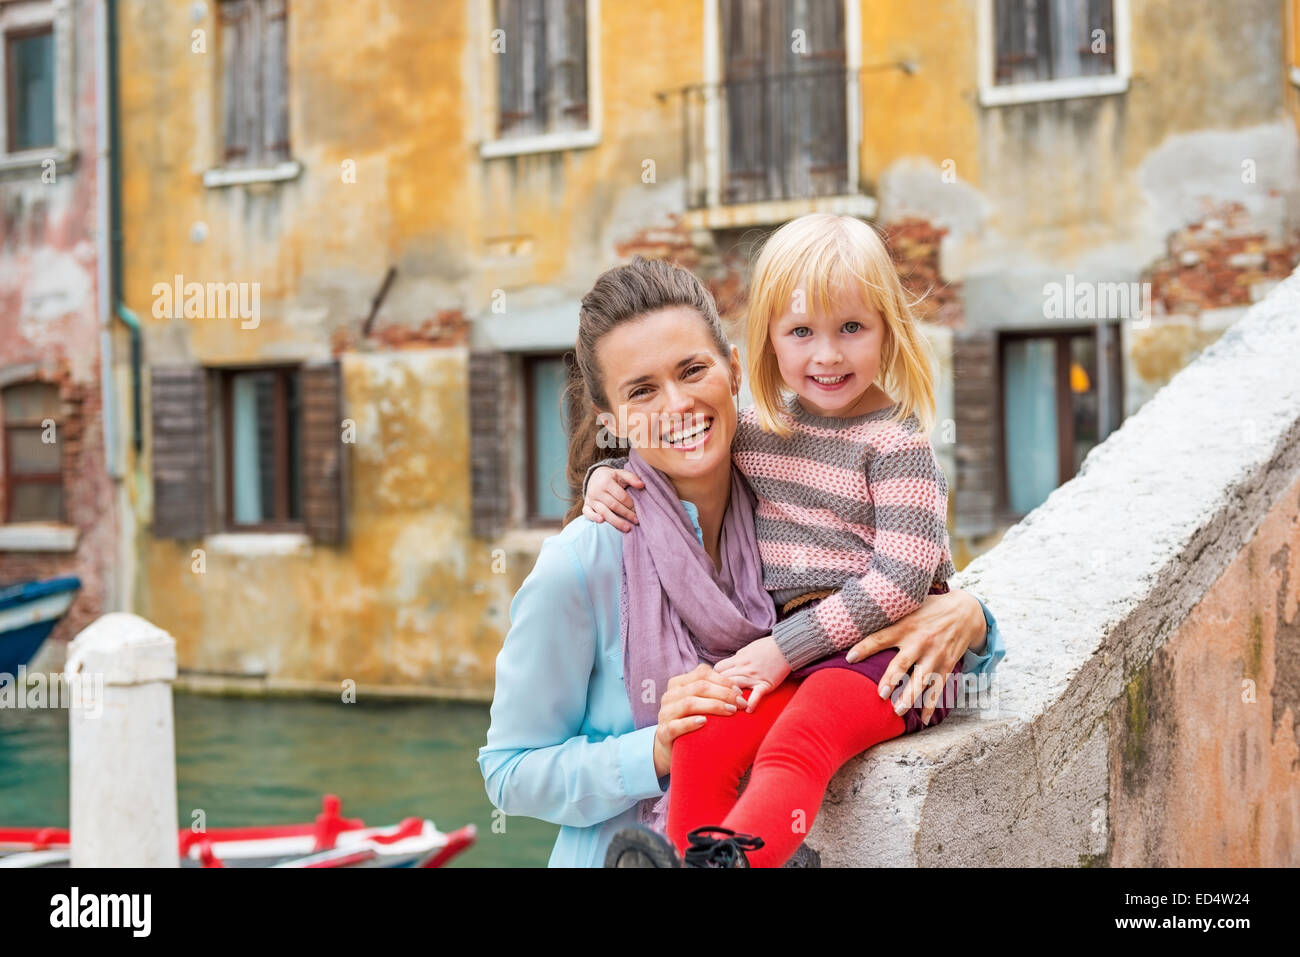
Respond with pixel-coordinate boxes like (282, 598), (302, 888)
(744, 213), (938, 439)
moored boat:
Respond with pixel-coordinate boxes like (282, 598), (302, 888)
(0, 794), (476, 868)
(0, 576), (81, 676)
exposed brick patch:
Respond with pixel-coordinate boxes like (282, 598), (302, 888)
(1144, 201), (1300, 315)
(614, 214), (750, 325)
(613, 215), (699, 265)
(881, 218), (964, 328)
(332, 309), (470, 354)
(0, 362), (110, 646)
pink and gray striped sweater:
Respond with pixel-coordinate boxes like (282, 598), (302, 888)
(584, 393), (956, 671)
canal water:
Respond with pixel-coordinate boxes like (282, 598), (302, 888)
(0, 693), (558, 867)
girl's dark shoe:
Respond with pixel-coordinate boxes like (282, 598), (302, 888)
(604, 825), (682, 867)
(683, 826), (764, 868)
(604, 824), (768, 868)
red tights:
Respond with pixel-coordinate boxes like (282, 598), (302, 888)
(666, 668), (905, 868)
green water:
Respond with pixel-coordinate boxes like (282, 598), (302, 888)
(0, 693), (558, 867)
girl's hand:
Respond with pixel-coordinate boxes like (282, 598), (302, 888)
(653, 663), (749, 778)
(714, 636), (792, 713)
(581, 467), (644, 533)
(844, 589), (985, 726)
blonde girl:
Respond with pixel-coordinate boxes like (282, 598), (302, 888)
(588, 214), (1002, 867)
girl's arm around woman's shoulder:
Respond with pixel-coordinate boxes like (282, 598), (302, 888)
(477, 524), (665, 829)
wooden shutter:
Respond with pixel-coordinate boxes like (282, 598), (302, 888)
(469, 352), (512, 539)
(721, 0), (768, 204)
(952, 330), (999, 538)
(993, 0), (1042, 85)
(495, 0), (519, 134)
(220, 0), (255, 162)
(496, 0), (546, 136)
(151, 365), (211, 539)
(301, 360), (347, 545)
(1082, 0), (1116, 77)
(793, 0), (846, 200)
(261, 0), (290, 161)
(549, 0), (588, 128)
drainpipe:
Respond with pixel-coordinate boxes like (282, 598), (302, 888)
(105, 0), (142, 460)
(94, 0), (117, 476)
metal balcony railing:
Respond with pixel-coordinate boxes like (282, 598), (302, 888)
(662, 67), (857, 211)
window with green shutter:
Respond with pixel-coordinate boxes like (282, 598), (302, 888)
(150, 362), (346, 544)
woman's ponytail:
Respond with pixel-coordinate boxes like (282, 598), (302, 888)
(562, 354), (624, 526)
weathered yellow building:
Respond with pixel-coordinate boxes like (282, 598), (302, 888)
(112, 0), (1300, 697)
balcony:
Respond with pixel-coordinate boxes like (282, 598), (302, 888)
(663, 66), (875, 231)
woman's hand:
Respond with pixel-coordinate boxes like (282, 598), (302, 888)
(652, 663), (749, 778)
(844, 589), (987, 726)
(581, 467), (644, 533)
(714, 636), (791, 713)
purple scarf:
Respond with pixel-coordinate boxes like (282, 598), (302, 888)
(618, 445), (777, 834)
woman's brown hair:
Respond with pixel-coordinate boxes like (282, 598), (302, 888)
(562, 256), (731, 526)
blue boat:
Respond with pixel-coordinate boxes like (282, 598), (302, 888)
(0, 577), (81, 676)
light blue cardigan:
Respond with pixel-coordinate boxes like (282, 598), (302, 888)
(478, 500), (1006, 868)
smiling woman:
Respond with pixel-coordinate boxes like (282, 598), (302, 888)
(478, 258), (769, 866)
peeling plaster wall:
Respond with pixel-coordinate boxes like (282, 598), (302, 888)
(866, 0), (1299, 338)
(0, 0), (117, 648)
(1107, 480), (1300, 866)
(118, 0), (476, 362)
(136, 349), (518, 691)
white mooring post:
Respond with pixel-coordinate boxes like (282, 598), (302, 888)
(67, 613), (180, 867)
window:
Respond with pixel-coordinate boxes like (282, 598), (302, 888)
(675, 1), (870, 225)
(979, 0), (1130, 106)
(718, 0), (849, 205)
(5, 26), (53, 151)
(2, 381), (63, 523)
(495, 0), (588, 138)
(0, 0), (72, 166)
(481, 0), (599, 157)
(151, 362), (344, 543)
(220, 367), (301, 530)
(468, 350), (577, 536)
(218, 0), (289, 168)
(524, 354), (574, 524)
(994, 0), (1114, 86)
(999, 325), (1122, 516)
